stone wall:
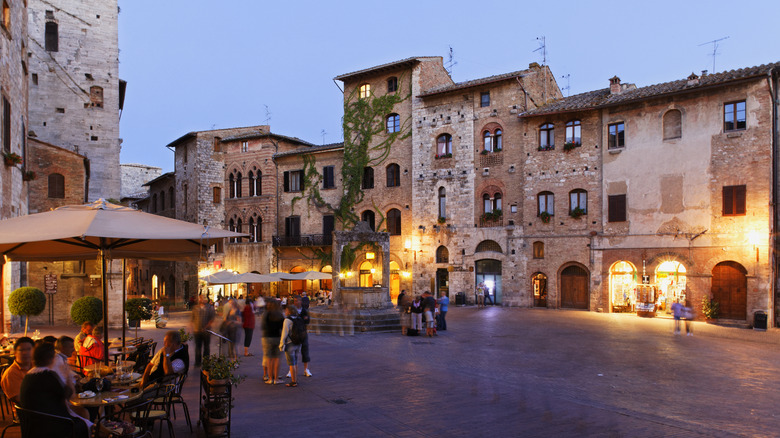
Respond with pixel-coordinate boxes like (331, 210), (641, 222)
(27, 138), (86, 213)
(121, 163), (161, 199)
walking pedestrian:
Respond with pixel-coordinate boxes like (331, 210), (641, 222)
(683, 299), (694, 336)
(191, 295), (215, 367)
(397, 290), (410, 335)
(476, 282), (486, 308)
(671, 299), (683, 335)
(437, 292), (449, 331)
(294, 297), (313, 377)
(261, 299), (284, 385)
(242, 300), (256, 357)
(410, 296), (423, 335)
(279, 306), (304, 387)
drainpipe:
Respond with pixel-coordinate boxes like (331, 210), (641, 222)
(768, 67), (778, 327)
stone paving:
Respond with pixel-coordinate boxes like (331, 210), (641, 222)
(2, 306), (780, 437)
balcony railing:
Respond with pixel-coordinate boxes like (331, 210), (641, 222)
(272, 234), (333, 248)
(478, 216), (504, 228)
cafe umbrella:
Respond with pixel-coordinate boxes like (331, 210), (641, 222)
(0, 199), (246, 364)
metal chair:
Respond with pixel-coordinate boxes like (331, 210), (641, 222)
(15, 405), (75, 438)
(137, 377), (176, 438)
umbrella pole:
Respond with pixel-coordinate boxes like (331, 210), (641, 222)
(100, 250), (109, 365)
(122, 259), (126, 351)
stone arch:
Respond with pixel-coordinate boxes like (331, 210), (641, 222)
(646, 251), (694, 270)
(476, 240), (502, 254)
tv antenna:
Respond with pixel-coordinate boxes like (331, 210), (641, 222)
(560, 74), (571, 97)
(263, 105), (272, 125)
(445, 45), (458, 76)
(534, 36), (547, 65)
(321, 129), (327, 145)
(698, 36), (729, 73)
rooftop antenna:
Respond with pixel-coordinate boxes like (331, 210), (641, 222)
(560, 74), (571, 97)
(320, 129), (327, 145)
(263, 105), (272, 125)
(534, 36), (548, 103)
(445, 45), (458, 76)
(698, 36), (729, 73)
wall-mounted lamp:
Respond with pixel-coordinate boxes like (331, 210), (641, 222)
(401, 271), (412, 278)
(404, 239), (412, 250)
(366, 252), (375, 260)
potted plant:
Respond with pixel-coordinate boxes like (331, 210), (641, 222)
(701, 297), (719, 322)
(70, 296), (103, 325)
(204, 399), (231, 434)
(202, 354), (243, 391)
(8, 287), (46, 336)
(563, 141), (581, 151)
(569, 207), (586, 219)
(22, 170), (35, 181)
(178, 327), (192, 343)
(539, 211), (552, 224)
(480, 149), (489, 155)
(3, 152), (22, 167)
(437, 216), (446, 224)
(125, 298), (153, 336)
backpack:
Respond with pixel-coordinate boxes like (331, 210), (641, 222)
(288, 316), (307, 345)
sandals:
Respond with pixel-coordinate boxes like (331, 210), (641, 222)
(263, 376), (269, 382)
(286, 382), (298, 387)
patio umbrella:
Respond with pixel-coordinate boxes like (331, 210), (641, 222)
(237, 272), (282, 283)
(286, 271), (332, 281)
(199, 270), (242, 284)
(0, 199), (245, 363)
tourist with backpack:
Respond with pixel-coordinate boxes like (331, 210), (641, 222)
(279, 306), (306, 387)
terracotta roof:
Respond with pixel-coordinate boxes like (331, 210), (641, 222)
(420, 67), (537, 97)
(221, 130), (314, 146)
(274, 143), (344, 159)
(334, 57), (440, 82)
(520, 61), (780, 117)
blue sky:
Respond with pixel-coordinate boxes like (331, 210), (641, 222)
(118, 0), (780, 172)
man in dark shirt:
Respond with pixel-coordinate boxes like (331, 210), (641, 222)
(421, 291), (437, 337)
(141, 330), (189, 387)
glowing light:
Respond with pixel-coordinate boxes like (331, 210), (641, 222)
(339, 272), (346, 279)
(748, 231), (761, 246)
(401, 271), (412, 278)
(370, 268), (376, 274)
(366, 252), (375, 260)
(404, 239), (412, 250)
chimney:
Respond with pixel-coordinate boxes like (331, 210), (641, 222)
(687, 72), (700, 86)
(701, 70), (708, 77)
(609, 76), (622, 94)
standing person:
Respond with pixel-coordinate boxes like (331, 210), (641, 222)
(74, 321), (94, 353)
(261, 299), (284, 385)
(671, 299), (683, 335)
(397, 289), (410, 335)
(422, 291), (437, 337)
(301, 291), (310, 310)
(684, 299), (694, 336)
(437, 292), (449, 331)
(1, 337), (34, 404)
(293, 298), (312, 377)
(221, 299), (242, 360)
(242, 300), (256, 357)
(410, 296), (423, 335)
(279, 306), (304, 387)
(192, 295), (216, 367)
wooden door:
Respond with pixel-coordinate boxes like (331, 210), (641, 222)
(561, 265), (588, 309)
(711, 262), (747, 320)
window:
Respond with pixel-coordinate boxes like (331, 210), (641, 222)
(254, 171), (262, 195)
(608, 194), (627, 222)
(228, 173), (235, 198)
(45, 21), (59, 52)
(438, 187), (446, 219)
(248, 171), (255, 197)
(386, 113), (400, 133)
(436, 246), (449, 263)
(483, 128), (503, 152)
(2, 96), (9, 153)
(436, 134), (452, 157)
(476, 240), (502, 253)
(212, 187), (221, 203)
(539, 123), (554, 150)
(483, 131), (492, 152)
(160, 191), (165, 211)
(361, 210), (375, 231)
(608, 122), (625, 149)
(169, 187), (175, 209)
(724, 101), (746, 131)
(362, 167), (374, 189)
(722, 185), (746, 216)
(1, 2), (10, 33)
(663, 110), (682, 140)
(241, 141), (248, 152)
(213, 137), (221, 152)
(322, 215), (334, 239)
(483, 193), (502, 213)
(248, 218), (256, 242)
(235, 173), (242, 197)
(494, 129), (502, 151)
(538, 191), (554, 216)
(569, 189), (587, 214)
(565, 120), (581, 146)
(283, 170), (303, 192)
(285, 216), (300, 237)
(533, 241), (544, 259)
(255, 216), (263, 241)
(387, 77), (398, 93)
(359, 83), (370, 99)
(323, 166), (335, 189)
(494, 193), (502, 212)
(480, 91), (490, 107)
(387, 208), (401, 235)
(152, 194), (158, 213)
(48, 173), (64, 198)
(89, 86), (103, 108)
(236, 218), (242, 242)
(386, 163), (400, 187)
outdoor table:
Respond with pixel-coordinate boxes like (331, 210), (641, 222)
(108, 346), (136, 360)
(70, 387), (142, 409)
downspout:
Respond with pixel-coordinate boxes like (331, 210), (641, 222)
(768, 67), (777, 326)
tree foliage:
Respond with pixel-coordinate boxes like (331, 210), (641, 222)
(70, 296), (103, 325)
(8, 287), (46, 317)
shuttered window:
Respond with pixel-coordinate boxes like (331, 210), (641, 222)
(48, 173), (65, 198)
(323, 166), (335, 189)
(608, 194), (627, 222)
(722, 185), (746, 216)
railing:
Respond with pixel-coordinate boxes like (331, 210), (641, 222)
(479, 153), (503, 167)
(272, 234), (333, 247)
(479, 216), (504, 228)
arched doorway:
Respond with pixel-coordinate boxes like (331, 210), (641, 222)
(610, 261), (637, 312)
(711, 261), (747, 320)
(290, 266), (305, 294)
(560, 265), (588, 309)
(475, 259), (502, 305)
(359, 261), (373, 287)
(320, 265), (333, 292)
(531, 272), (547, 307)
(655, 260), (687, 314)
(151, 275), (159, 300)
(389, 261), (401, 304)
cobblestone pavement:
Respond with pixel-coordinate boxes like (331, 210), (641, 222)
(3, 307), (780, 437)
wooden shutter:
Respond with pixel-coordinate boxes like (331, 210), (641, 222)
(735, 185), (746, 215)
(283, 171), (289, 192)
(608, 194), (626, 222)
(723, 185), (746, 216)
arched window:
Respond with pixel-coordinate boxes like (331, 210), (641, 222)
(483, 193), (492, 213)
(539, 123), (554, 150)
(362, 167), (374, 189)
(436, 134), (452, 157)
(48, 173), (64, 198)
(494, 129), (502, 151)
(248, 171), (255, 197)
(256, 216), (262, 241)
(152, 194), (158, 213)
(45, 21), (58, 52)
(361, 210), (375, 231)
(569, 189), (587, 214)
(538, 191), (554, 216)
(160, 191), (165, 211)
(386, 113), (400, 133)
(565, 120), (581, 146)
(169, 187), (175, 209)
(387, 77), (398, 93)
(229, 218), (236, 242)
(663, 109), (682, 140)
(494, 193), (502, 212)
(476, 240), (502, 253)
(236, 172), (242, 198)
(483, 130), (492, 152)
(359, 83), (370, 99)
(255, 171), (262, 196)
(249, 217), (256, 242)
(438, 187), (446, 219)
(386, 163), (400, 187)
(387, 208), (401, 235)
(533, 241), (544, 259)
(236, 218), (242, 242)
(436, 246), (449, 263)
(228, 173), (235, 199)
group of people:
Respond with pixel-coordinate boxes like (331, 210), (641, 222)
(671, 299), (694, 336)
(397, 290), (449, 337)
(191, 295), (257, 364)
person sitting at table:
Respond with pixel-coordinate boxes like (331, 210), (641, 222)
(1, 337), (34, 405)
(74, 321), (94, 353)
(20, 342), (92, 438)
(79, 325), (105, 369)
(140, 330), (189, 388)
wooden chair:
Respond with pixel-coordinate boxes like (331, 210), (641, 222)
(15, 405), (75, 438)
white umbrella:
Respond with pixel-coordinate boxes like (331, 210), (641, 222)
(237, 272), (282, 283)
(200, 270), (242, 284)
(286, 271), (333, 281)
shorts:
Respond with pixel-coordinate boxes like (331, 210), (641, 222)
(284, 343), (301, 366)
(262, 337), (281, 360)
(424, 310), (435, 328)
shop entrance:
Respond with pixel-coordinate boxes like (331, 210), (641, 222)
(560, 265), (588, 309)
(610, 261), (637, 312)
(436, 268), (449, 299)
(711, 261), (747, 320)
(475, 259), (501, 305)
(390, 261), (401, 304)
(531, 272), (547, 307)
(655, 261), (686, 314)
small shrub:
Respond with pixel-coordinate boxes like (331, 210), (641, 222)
(71, 296), (103, 325)
(9, 287), (46, 335)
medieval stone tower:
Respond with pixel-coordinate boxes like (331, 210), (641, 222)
(27, 0), (121, 201)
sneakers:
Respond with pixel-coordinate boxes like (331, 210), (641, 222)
(286, 372), (291, 378)
(304, 369), (312, 377)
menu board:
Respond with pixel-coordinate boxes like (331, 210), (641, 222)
(44, 273), (57, 294)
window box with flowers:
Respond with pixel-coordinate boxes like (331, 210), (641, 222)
(539, 211), (552, 224)
(22, 170), (35, 181)
(435, 153), (452, 159)
(481, 209), (502, 222)
(569, 207), (586, 219)
(563, 141), (581, 152)
(3, 152), (22, 167)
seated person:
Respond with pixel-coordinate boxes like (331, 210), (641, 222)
(78, 325), (105, 369)
(73, 322), (94, 353)
(141, 330), (189, 387)
(1, 337), (34, 404)
(20, 342), (92, 438)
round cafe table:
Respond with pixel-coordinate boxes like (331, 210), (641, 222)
(70, 388), (142, 409)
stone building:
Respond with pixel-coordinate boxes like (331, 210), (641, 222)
(27, 0), (123, 201)
(120, 163), (162, 200)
